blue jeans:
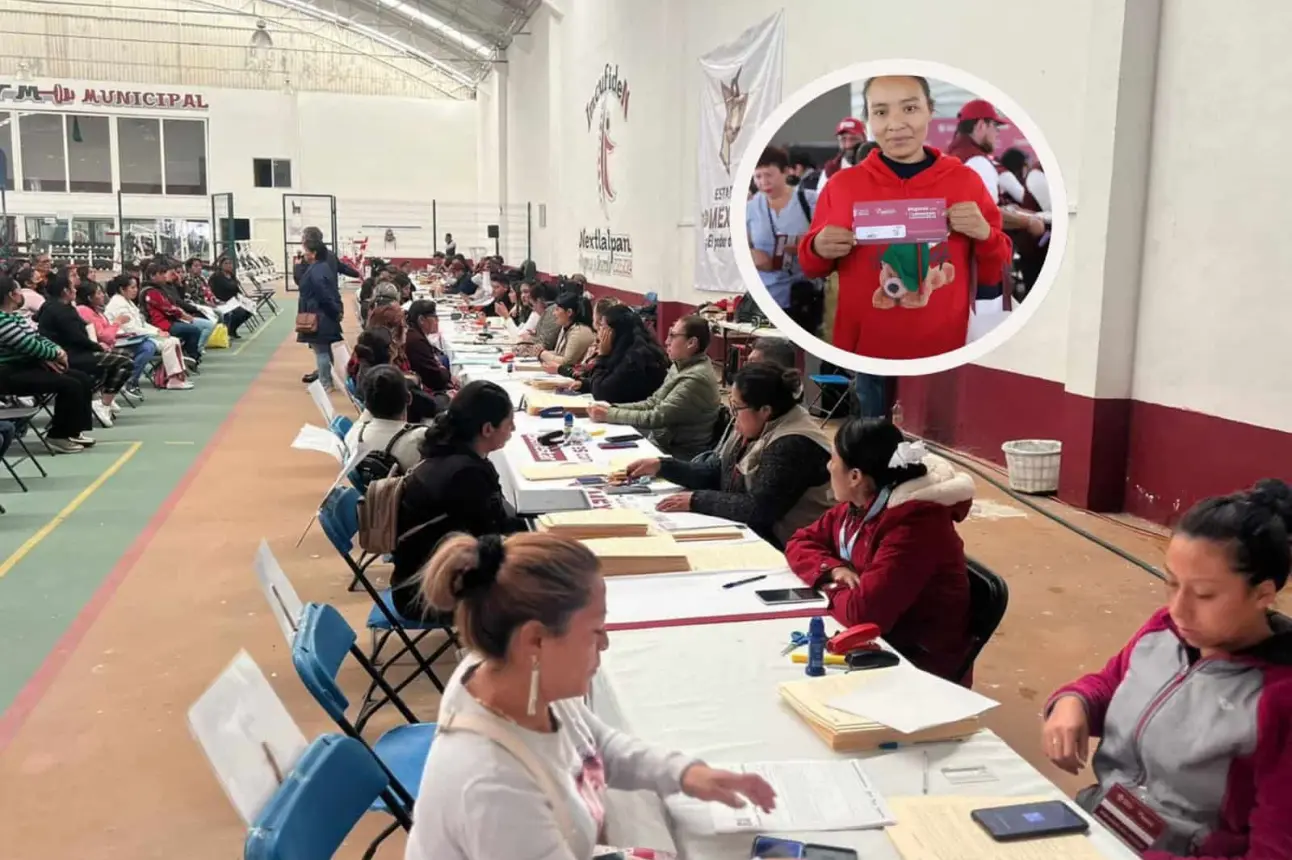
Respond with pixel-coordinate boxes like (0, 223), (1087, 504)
(124, 339), (158, 387)
(852, 373), (889, 419)
(190, 316), (216, 351)
(312, 343), (335, 390)
(169, 321), (203, 358)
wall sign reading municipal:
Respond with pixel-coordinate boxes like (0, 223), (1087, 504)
(0, 83), (209, 110)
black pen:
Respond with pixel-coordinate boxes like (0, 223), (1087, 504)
(722, 574), (767, 590)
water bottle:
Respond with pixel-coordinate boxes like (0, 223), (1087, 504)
(891, 400), (904, 429)
(563, 411), (574, 441)
(806, 616), (827, 677)
(507, 359), (514, 374)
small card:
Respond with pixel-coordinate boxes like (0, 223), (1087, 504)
(853, 198), (948, 244)
(1092, 783), (1167, 853)
(940, 764), (998, 785)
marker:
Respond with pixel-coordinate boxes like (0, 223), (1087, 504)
(791, 653), (846, 666)
(722, 574), (767, 590)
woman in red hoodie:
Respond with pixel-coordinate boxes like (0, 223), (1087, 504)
(798, 76), (1012, 360)
(785, 418), (975, 683)
(1043, 480), (1292, 860)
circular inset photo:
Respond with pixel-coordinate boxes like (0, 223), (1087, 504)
(731, 60), (1066, 375)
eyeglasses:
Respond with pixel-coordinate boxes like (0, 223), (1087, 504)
(666, 331), (687, 340)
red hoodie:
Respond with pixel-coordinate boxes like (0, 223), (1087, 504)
(799, 147), (1012, 360)
(785, 456), (976, 683)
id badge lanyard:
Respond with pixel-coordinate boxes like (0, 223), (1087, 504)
(764, 196), (790, 271)
(838, 486), (891, 563)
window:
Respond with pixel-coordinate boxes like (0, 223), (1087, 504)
(65, 115), (112, 193)
(25, 216), (69, 243)
(117, 117), (163, 194)
(0, 113), (13, 191)
(164, 119), (207, 195)
(253, 158), (292, 188)
(19, 113), (66, 192)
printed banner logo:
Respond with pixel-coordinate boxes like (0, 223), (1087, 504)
(0, 83), (209, 110)
(586, 64), (630, 218)
(577, 228), (633, 279)
(719, 69), (748, 173)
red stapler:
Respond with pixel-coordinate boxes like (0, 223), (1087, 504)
(827, 623), (880, 655)
(500, 353), (516, 363)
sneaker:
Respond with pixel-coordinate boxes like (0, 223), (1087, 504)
(165, 379), (195, 390)
(125, 385), (144, 399)
(302, 371), (319, 384)
(91, 401), (114, 427)
(70, 434), (96, 448)
(109, 400), (122, 416)
(46, 437), (85, 454)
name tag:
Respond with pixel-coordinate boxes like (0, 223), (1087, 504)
(853, 199), (949, 245)
(1092, 784), (1167, 853)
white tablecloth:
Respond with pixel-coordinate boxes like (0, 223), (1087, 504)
(591, 618), (1137, 860)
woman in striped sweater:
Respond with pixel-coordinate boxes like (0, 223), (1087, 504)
(0, 275), (96, 453)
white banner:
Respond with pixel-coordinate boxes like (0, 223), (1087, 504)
(694, 11), (786, 293)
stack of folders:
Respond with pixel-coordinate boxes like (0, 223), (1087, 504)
(535, 510), (654, 540)
(524, 390), (592, 415)
(778, 672), (981, 752)
(579, 536), (692, 576)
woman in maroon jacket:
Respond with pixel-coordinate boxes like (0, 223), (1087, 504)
(785, 418), (975, 683)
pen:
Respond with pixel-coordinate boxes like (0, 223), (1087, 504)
(922, 751), (930, 795)
(722, 574), (767, 590)
(791, 653), (846, 666)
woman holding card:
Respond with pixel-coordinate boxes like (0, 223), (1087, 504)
(1043, 480), (1292, 859)
(798, 75), (1013, 361)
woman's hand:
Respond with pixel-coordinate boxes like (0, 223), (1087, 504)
(830, 566), (861, 589)
(751, 248), (775, 272)
(494, 301), (508, 318)
(948, 201), (992, 241)
(624, 458), (661, 479)
(1042, 696), (1091, 775)
(811, 226), (857, 260)
(681, 764), (777, 813)
(587, 403), (610, 422)
(541, 358), (562, 374)
(656, 492), (693, 513)
(114, 313), (132, 326)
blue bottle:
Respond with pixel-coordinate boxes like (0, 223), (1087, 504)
(563, 411), (574, 441)
(806, 616), (826, 677)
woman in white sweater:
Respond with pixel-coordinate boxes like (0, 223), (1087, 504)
(105, 275), (192, 390)
(407, 532), (776, 860)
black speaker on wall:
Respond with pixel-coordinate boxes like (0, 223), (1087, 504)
(486, 224), (500, 239)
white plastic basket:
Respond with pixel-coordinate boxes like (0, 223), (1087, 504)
(1001, 439), (1062, 495)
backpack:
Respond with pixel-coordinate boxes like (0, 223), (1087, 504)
(356, 467), (448, 556)
(350, 423), (414, 491)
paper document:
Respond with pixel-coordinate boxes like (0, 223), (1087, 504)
(710, 760), (894, 834)
(828, 666), (999, 734)
(291, 424), (347, 464)
(216, 298), (243, 315)
(306, 379), (336, 425)
(886, 796), (1106, 860)
(252, 541), (304, 645)
(686, 540), (788, 573)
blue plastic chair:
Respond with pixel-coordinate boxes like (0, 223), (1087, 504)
(329, 414), (354, 440)
(317, 486), (457, 696)
(292, 603), (436, 815)
(807, 373), (854, 427)
(244, 733), (409, 860)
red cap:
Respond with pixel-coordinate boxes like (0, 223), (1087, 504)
(958, 99), (1007, 125)
(835, 117), (865, 136)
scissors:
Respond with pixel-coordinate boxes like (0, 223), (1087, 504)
(781, 632), (810, 656)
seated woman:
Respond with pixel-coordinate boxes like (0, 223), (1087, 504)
(624, 363), (833, 548)
(104, 275), (192, 391)
(76, 280), (158, 396)
(1043, 479), (1292, 860)
(36, 271), (135, 427)
(404, 299), (455, 400)
(569, 304), (668, 403)
(206, 255), (255, 339)
(514, 282), (560, 356)
(406, 531), (776, 860)
(785, 419), (975, 683)
(0, 275), (96, 453)
(390, 381), (523, 619)
(15, 267), (45, 319)
(342, 365), (429, 473)
(539, 293), (596, 375)
(589, 315), (721, 461)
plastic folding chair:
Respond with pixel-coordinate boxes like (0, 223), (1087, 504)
(956, 557), (1011, 682)
(244, 733), (411, 860)
(0, 406), (48, 489)
(292, 603), (435, 822)
(330, 414), (353, 440)
(317, 486), (458, 694)
(806, 373), (854, 427)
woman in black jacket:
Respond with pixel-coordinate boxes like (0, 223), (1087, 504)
(296, 239), (344, 392)
(36, 269), (134, 428)
(571, 303), (669, 403)
(207, 256), (254, 339)
(389, 381), (523, 619)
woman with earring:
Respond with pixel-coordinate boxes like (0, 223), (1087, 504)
(407, 531), (777, 860)
(785, 417), (976, 684)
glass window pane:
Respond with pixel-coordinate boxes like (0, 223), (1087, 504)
(163, 119), (206, 195)
(118, 117), (162, 194)
(253, 158), (272, 187)
(19, 113), (67, 192)
(0, 112), (13, 191)
(25, 215), (69, 243)
(65, 114), (112, 193)
(273, 159), (292, 188)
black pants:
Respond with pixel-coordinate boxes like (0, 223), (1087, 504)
(0, 364), (94, 438)
(223, 307), (254, 336)
(67, 351), (134, 395)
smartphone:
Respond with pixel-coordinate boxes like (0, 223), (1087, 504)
(606, 484), (652, 495)
(575, 475), (607, 486)
(755, 587), (821, 606)
(804, 846), (859, 860)
(599, 441), (638, 450)
(751, 836), (803, 858)
(605, 433), (643, 443)
(971, 801), (1090, 842)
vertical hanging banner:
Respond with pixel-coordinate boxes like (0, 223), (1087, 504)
(694, 11), (786, 293)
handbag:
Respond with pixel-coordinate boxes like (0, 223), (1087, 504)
(294, 312), (318, 334)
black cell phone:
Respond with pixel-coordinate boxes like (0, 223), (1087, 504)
(605, 433), (643, 443)
(971, 800), (1090, 842)
(755, 587), (820, 606)
(803, 846), (859, 860)
(750, 837), (858, 860)
(599, 441), (638, 450)
(605, 484), (652, 495)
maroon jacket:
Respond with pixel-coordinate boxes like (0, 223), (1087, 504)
(785, 457), (975, 683)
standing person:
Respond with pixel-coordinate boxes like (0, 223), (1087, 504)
(789, 149), (819, 189)
(799, 75), (1012, 360)
(295, 237), (344, 392)
(104, 275), (193, 391)
(296, 226), (360, 384)
(746, 146), (818, 327)
(998, 148), (1050, 295)
(206, 255), (255, 339)
(406, 530), (777, 860)
(810, 117), (866, 192)
(444, 233), (457, 257)
(36, 272), (134, 427)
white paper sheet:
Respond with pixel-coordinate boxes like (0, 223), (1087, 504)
(252, 541), (304, 645)
(827, 666), (1001, 734)
(291, 424), (347, 464)
(307, 379), (336, 425)
(216, 298), (243, 315)
(187, 651), (309, 825)
(708, 759), (894, 833)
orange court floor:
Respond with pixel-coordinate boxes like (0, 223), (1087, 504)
(0, 325), (1250, 860)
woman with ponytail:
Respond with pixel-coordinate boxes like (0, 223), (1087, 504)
(1042, 479), (1292, 859)
(388, 380), (521, 618)
(406, 531), (776, 860)
(785, 417), (976, 683)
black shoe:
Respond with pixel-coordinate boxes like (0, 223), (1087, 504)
(230, 331), (243, 340)
(125, 385), (143, 399)
(302, 371), (319, 384)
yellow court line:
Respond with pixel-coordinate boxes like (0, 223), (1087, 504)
(0, 441), (143, 580)
(232, 312), (279, 356)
